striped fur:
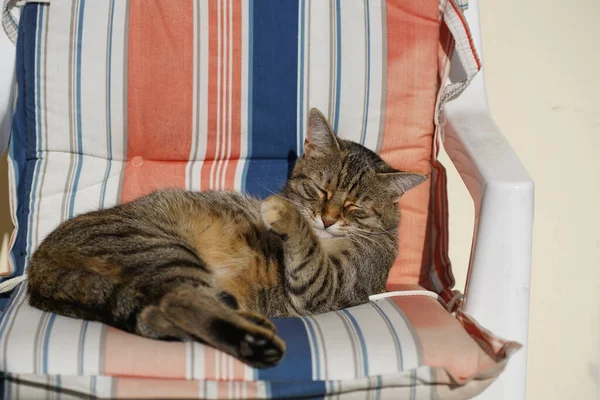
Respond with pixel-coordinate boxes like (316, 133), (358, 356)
(27, 109), (426, 368)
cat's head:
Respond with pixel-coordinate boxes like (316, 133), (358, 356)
(284, 108), (427, 240)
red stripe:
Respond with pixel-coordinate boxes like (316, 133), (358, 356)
(448, 0), (481, 70)
(123, 0), (194, 203)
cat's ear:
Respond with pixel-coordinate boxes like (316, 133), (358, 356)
(304, 108), (340, 155)
(377, 171), (428, 201)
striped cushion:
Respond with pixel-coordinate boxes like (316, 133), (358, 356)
(0, 285), (517, 399)
(1, 0), (521, 398)
(5, 0), (449, 293)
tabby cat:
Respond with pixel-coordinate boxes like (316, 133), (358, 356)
(27, 109), (426, 368)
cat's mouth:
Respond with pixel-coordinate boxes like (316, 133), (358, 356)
(314, 228), (335, 239)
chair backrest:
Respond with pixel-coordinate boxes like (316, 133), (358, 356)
(1, 0), (477, 300)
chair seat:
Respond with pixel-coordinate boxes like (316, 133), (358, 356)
(0, 284), (514, 399)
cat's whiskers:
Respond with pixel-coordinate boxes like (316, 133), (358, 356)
(349, 231), (379, 246)
(354, 227), (395, 236)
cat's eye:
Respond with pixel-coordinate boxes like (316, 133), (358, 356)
(344, 202), (360, 211)
(316, 187), (330, 200)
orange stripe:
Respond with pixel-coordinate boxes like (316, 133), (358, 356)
(123, 0), (194, 203)
(104, 327), (187, 379)
(381, 2), (438, 286)
(204, 346), (217, 380)
(246, 382), (258, 398)
(201, 0), (220, 189)
(218, 0), (229, 189)
(223, 0), (242, 189)
(115, 378), (199, 398)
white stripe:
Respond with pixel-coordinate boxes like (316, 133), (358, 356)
(186, 0), (200, 190)
(191, 342), (205, 379)
(362, 0), (385, 151)
(336, 0), (366, 142)
(191, 0), (209, 191)
(80, 2), (109, 157)
(210, 0), (222, 190)
(46, 317), (84, 374)
(377, 299), (420, 370)
(215, 0), (229, 190)
(368, 290), (441, 302)
(3, 293), (42, 374)
(307, 1), (331, 118)
(309, 311), (357, 380)
(108, 0), (127, 161)
(81, 321), (103, 375)
(344, 303), (399, 377)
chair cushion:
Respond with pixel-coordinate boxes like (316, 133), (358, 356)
(4, 0), (450, 294)
(0, 285), (517, 399)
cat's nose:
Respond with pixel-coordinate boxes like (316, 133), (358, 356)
(322, 217), (336, 229)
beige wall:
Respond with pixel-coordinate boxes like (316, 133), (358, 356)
(441, 1), (600, 399)
(1, 1), (598, 399)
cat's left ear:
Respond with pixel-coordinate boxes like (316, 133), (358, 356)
(377, 171), (428, 201)
(304, 108), (340, 156)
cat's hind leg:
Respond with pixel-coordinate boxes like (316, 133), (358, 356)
(140, 286), (285, 368)
(162, 288), (285, 368)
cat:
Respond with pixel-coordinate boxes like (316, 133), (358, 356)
(27, 108), (427, 368)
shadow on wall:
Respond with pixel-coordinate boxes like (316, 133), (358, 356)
(0, 151), (13, 269)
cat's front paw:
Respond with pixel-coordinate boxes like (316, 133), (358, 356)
(261, 196), (296, 236)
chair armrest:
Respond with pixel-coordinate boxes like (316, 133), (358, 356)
(443, 107), (534, 334)
(0, 27), (17, 156)
(443, 106), (533, 400)
(441, 2), (533, 399)
(443, 73), (533, 400)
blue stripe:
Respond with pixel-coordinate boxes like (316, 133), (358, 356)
(42, 313), (57, 373)
(241, 0), (254, 193)
(24, 6), (44, 270)
(2, 5), (39, 307)
(361, 1), (371, 145)
(245, 0), (299, 198)
(4, 374), (10, 400)
(56, 375), (62, 399)
(258, 317), (312, 381)
(68, 0), (86, 218)
(297, 0), (306, 155)
(375, 375), (383, 400)
(371, 301), (403, 370)
(268, 381), (326, 399)
(332, 0), (342, 133)
(340, 308), (369, 376)
(100, 0), (115, 209)
(79, 320), (89, 374)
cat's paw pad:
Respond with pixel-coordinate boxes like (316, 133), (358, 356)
(261, 196), (294, 235)
(239, 332), (286, 368)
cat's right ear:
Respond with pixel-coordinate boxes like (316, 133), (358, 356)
(304, 108), (340, 156)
